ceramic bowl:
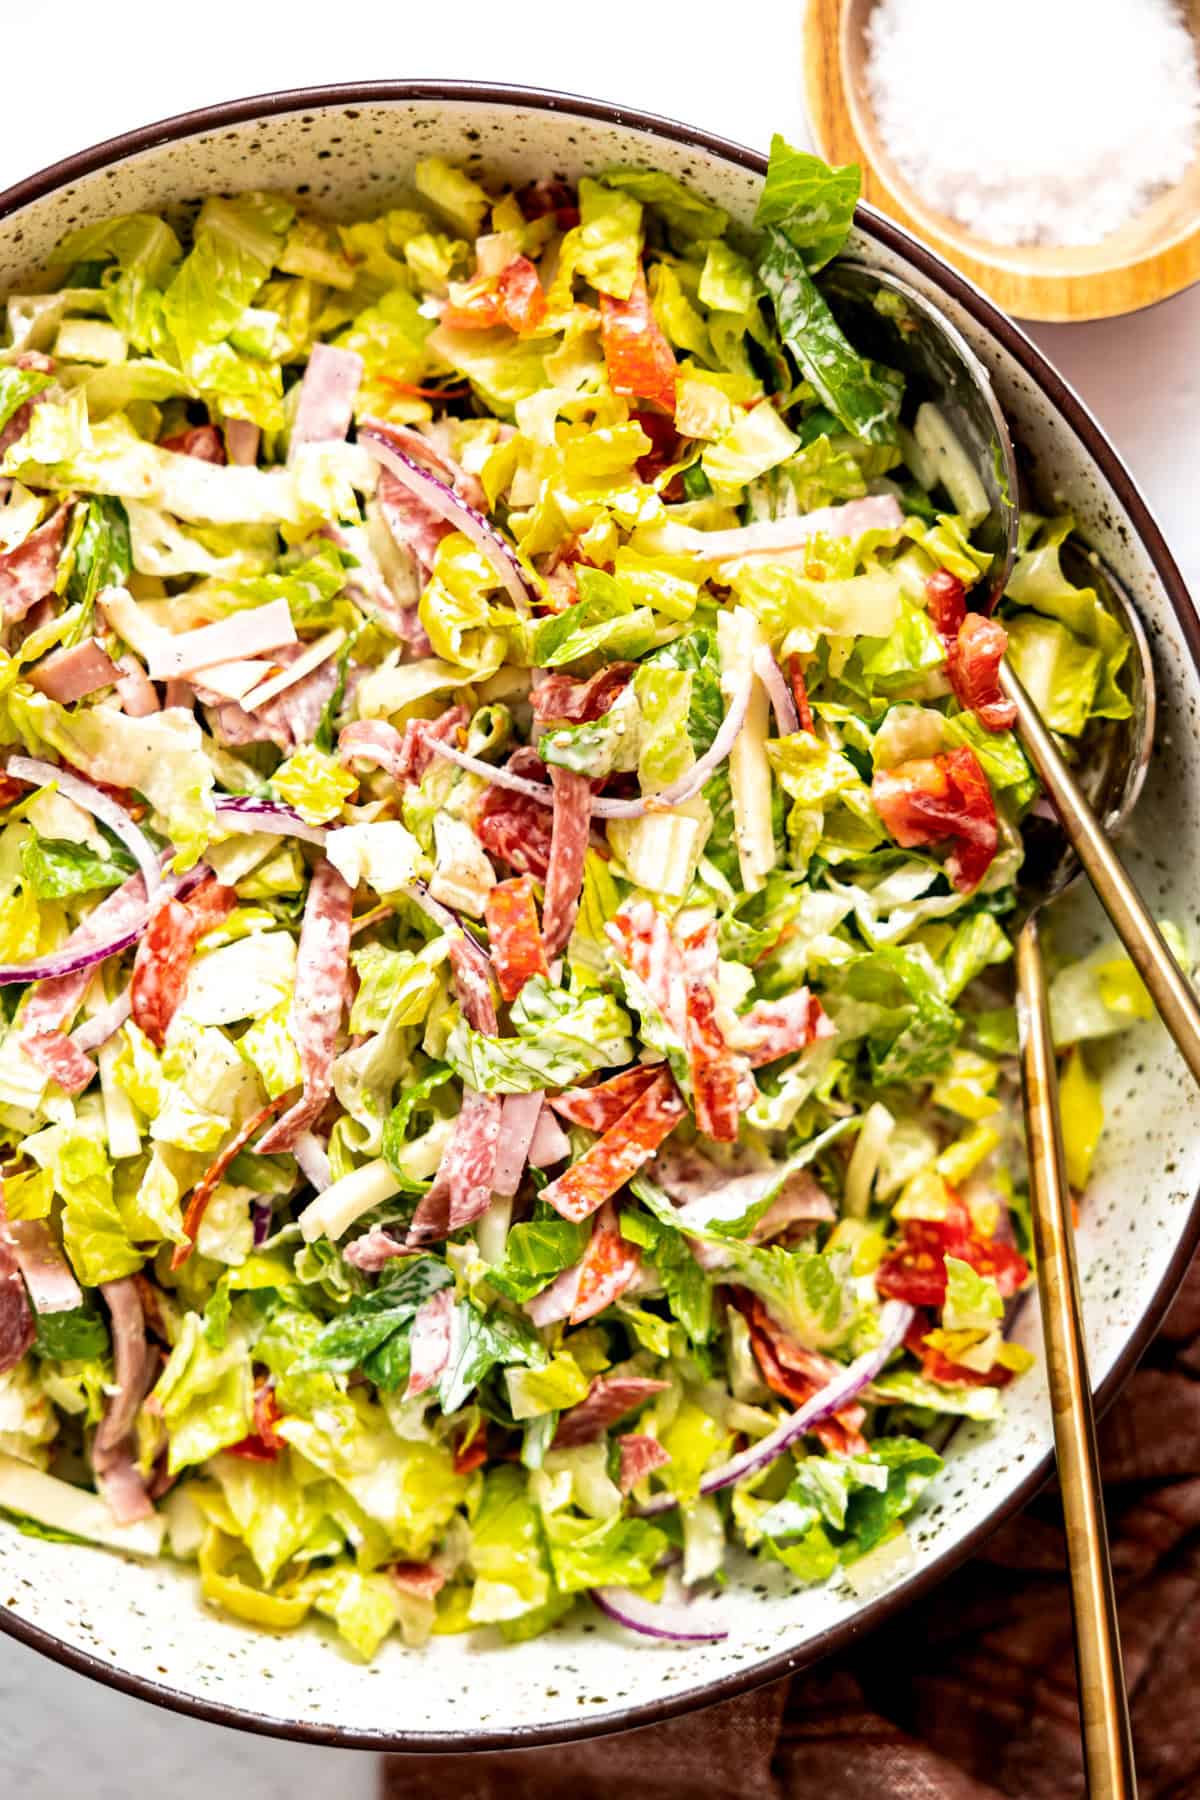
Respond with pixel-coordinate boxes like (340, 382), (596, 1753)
(1, 81), (1198, 1753)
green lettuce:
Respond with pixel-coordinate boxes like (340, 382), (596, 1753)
(754, 135), (861, 272)
(445, 977), (633, 1094)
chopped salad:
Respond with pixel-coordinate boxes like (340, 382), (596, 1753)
(0, 137), (1151, 1657)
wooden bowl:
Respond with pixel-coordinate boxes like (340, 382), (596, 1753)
(805, 0), (1200, 320)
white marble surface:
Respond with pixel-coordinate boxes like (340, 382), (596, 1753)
(0, 3), (1196, 1792)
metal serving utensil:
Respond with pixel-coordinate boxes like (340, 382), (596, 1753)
(823, 262), (1161, 1796)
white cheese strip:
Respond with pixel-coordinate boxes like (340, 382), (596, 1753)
(238, 626), (345, 712)
(145, 599), (296, 680)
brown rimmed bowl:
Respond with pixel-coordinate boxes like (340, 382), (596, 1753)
(1, 80), (1199, 1753)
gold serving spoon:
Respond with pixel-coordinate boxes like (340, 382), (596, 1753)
(821, 262), (1171, 1794)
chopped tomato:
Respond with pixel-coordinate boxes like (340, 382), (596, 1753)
(631, 409), (682, 484)
(453, 1432), (489, 1476)
(442, 255), (547, 336)
(872, 745), (998, 892)
(227, 1384), (287, 1461)
(518, 179), (580, 229)
(925, 569), (966, 640)
(737, 1294), (868, 1456)
(599, 266), (677, 415)
(877, 1193), (1029, 1309)
(948, 612), (1017, 731)
(903, 1313), (1013, 1389)
(787, 655), (816, 734)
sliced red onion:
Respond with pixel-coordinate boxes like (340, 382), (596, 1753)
(638, 1301), (914, 1515)
(70, 987), (132, 1053)
(214, 795), (329, 848)
(406, 879), (489, 954)
(360, 425), (537, 616)
(590, 1585), (727, 1644)
(424, 670), (753, 823)
(0, 861), (208, 988)
(251, 1200), (274, 1246)
(7, 754), (162, 898)
(753, 644), (799, 736)
(293, 1130), (332, 1194)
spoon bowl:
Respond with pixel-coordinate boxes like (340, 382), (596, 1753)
(820, 260), (1020, 604)
(820, 260), (1158, 896)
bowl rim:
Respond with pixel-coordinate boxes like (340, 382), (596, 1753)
(0, 76), (1198, 1756)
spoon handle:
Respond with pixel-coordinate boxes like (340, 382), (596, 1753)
(1015, 917), (1138, 1800)
(1002, 660), (1200, 1086)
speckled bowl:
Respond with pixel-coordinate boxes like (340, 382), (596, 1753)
(1, 81), (1198, 1753)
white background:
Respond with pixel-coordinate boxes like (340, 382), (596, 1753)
(1, 4), (1197, 1793)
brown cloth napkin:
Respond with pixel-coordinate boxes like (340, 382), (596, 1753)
(383, 1256), (1200, 1799)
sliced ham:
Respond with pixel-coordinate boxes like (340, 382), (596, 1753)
(403, 1288), (454, 1400)
(365, 419), (487, 511)
(257, 859), (353, 1153)
(8, 1218), (82, 1314)
(93, 1276), (156, 1524)
(224, 420), (260, 467)
(288, 343), (363, 460)
(528, 1105), (570, 1168)
(204, 641), (339, 752)
(390, 1560), (446, 1600)
(491, 1091), (545, 1198)
(0, 1191), (35, 1374)
(146, 599), (296, 681)
(523, 1261), (583, 1327)
(113, 654), (160, 717)
(0, 503), (69, 622)
(237, 627), (344, 713)
(552, 1375), (669, 1449)
(160, 425), (225, 464)
(322, 521), (428, 649)
(28, 637), (120, 704)
(343, 1227), (416, 1272)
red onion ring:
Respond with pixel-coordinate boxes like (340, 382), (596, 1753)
(7, 754), (163, 899)
(590, 1585), (728, 1644)
(425, 670), (754, 822)
(0, 861), (209, 988)
(637, 1301), (914, 1514)
(753, 644), (800, 736)
(359, 425), (537, 617)
(214, 796), (329, 847)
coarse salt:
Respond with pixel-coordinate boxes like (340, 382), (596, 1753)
(864, 0), (1200, 246)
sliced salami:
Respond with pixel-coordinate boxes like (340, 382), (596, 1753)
(541, 766), (590, 959)
(552, 1375), (669, 1449)
(0, 1191), (34, 1375)
(569, 1201), (642, 1324)
(0, 503), (70, 622)
(485, 875), (549, 1003)
(541, 1069), (685, 1223)
(617, 1432), (671, 1494)
(408, 1087), (501, 1242)
(549, 1065), (661, 1134)
(256, 859), (353, 1153)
